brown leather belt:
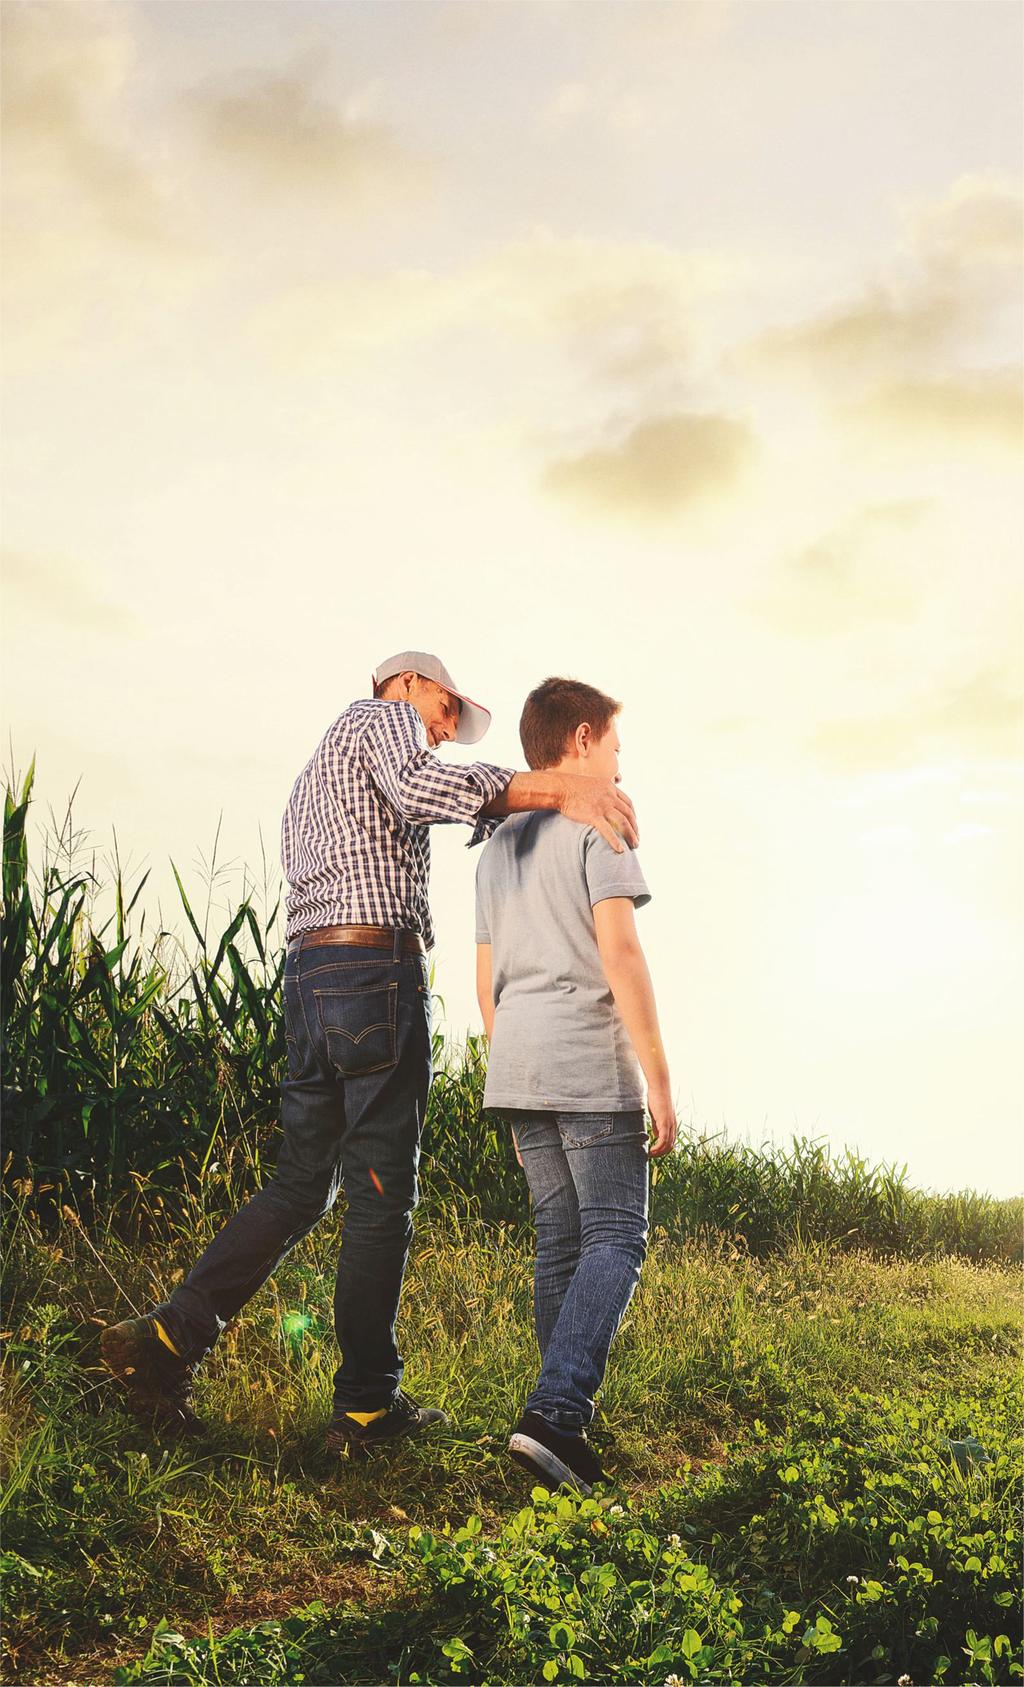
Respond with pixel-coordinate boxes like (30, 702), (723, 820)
(287, 924), (425, 957)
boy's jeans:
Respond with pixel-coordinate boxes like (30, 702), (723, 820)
(152, 938), (432, 1414)
(504, 1108), (649, 1432)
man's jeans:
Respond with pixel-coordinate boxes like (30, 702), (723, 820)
(152, 937), (432, 1414)
(505, 1108), (649, 1432)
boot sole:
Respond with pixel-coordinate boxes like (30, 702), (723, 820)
(508, 1432), (593, 1495)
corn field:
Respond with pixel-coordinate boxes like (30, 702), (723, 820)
(2, 764), (1020, 1261)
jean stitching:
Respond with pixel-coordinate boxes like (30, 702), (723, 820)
(562, 1267), (581, 1427)
(316, 982), (398, 1076)
(299, 959), (395, 977)
(563, 1114), (615, 1148)
(293, 959), (316, 1049)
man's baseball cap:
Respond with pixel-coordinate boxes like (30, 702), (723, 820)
(371, 650), (492, 745)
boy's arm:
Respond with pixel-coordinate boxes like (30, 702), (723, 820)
(593, 898), (677, 1157)
(476, 943), (524, 1169)
(475, 943), (495, 1041)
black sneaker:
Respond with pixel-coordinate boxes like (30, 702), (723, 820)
(100, 1316), (203, 1438)
(325, 1388), (448, 1454)
(508, 1411), (607, 1495)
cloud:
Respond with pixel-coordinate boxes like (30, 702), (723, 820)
(3, 549), (139, 635)
(750, 503), (927, 637)
(541, 411), (755, 519)
(1, 2), (174, 245)
(909, 172), (1024, 277)
(850, 372), (1023, 449)
(187, 60), (428, 201)
(741, 174), (1023, 390)
(744, 284), (962, 382)
(1, 2), (206, 362)
(810, 666), (1024, 772)
(245, 230), (739, 400)
(547, 277), (695, 391)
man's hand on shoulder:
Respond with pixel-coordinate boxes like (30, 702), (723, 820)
(486, 771), (639, 851)
(559, 774), (639, 853)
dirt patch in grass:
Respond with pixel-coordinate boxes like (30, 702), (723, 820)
(14, 1561), (387, 1687)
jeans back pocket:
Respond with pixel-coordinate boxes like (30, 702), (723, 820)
(560, 1112), (615, 1148)
(314, 983), (398, 1076)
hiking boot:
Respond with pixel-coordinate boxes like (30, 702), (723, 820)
(100, 1315), (203, 1438)
(325, 1388), (448, 1454)
(508, 1410), (607, 1495)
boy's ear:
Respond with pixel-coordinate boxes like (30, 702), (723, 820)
(575, 721), (592, 756)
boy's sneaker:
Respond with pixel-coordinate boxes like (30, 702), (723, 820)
(100, 1315), (203, 1438)
(325, 1388), (448, 1454)
(508, 1411), (607, 1495)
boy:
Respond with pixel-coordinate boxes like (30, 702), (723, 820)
(475, 677), (676, 1493)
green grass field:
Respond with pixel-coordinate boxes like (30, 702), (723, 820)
(2, 1195), (1020, 1686)
(3, 770), (1022, 1684)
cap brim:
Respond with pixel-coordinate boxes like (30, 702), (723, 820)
(450, 690), (491, 745)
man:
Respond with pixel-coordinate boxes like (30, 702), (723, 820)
(475, 677), (676, 1493)
(101, 651), (638, 1455)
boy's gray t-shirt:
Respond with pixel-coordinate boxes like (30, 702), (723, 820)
(475, 811), (651, 1113)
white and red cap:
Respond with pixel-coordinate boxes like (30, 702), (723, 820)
(371, 650), (492, 745)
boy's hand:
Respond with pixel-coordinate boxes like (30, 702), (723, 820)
(647, 1085), (677, 1157)
(559, 775), (639, 853)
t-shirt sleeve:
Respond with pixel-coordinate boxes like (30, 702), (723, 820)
(474, 853), (492, 943)
(580, 827), (651, 910)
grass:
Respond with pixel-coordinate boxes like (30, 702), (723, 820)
(1, 1194), (1020, 1685)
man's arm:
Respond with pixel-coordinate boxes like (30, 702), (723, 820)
(481, 770), (639, 855)
(363, 699), (640, 853)
(362, 702), (514, 828)
(593, 897), (677, 1157)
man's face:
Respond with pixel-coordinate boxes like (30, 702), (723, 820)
(409, 676), (462, 748)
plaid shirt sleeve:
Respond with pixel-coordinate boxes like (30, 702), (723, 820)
(362, 701), (513, 837)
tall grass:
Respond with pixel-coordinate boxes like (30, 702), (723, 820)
(3, 765), (1021, 1261)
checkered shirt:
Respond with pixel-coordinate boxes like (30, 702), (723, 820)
(281, 699), (513, 949)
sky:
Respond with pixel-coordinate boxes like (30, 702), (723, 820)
(2, 0), (1022, 1198)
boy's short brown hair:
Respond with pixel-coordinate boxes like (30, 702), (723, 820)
(519, 677), (622, 771)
